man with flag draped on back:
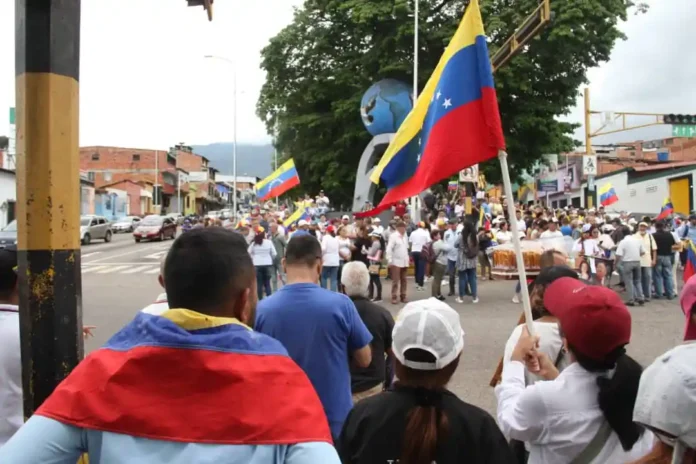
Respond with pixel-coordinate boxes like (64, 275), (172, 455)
(0, 228), (339, 463)
(356, 0), (505, 218)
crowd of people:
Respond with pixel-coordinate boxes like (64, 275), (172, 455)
(1, 189), (696, 463)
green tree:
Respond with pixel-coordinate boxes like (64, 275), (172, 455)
(257, 0), (642, 207)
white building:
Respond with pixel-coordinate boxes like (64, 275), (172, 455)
(0, 168), (16, 228)
(589, 161), (696, 215)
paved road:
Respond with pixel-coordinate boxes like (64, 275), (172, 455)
(82, 234), (686, 414)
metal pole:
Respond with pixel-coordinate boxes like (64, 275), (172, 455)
(16, 0), (83, 416)
(274, 146), (279, 209)
(498, 151), (535, 337)
(584, 88), (592, 154)
(233, 63), (238, 218)
(154, 150), (159, 212)
(411, 0), (420, 223)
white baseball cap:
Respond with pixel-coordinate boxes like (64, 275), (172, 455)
(633, 343), (696, 449)
(392, 298), (465, 371)
(298, 219), (309, 227)
(342, 215), (350, 220)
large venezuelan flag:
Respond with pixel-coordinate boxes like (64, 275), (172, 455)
(684, 240), (696, 283)
(655, 198), (674, 220)
(598, 183), (619, 207)
(256, 159), (300, 201)
(359, 0), (505, 217)
(36, 309), (332, 446)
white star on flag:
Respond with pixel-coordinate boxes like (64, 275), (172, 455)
(443, 98), (452, 109)
(436, 90), (442, 100)
(417, 153), (422, 162)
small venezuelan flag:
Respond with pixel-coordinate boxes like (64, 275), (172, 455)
(598, 183), (619, 207)
(359, 0), (505, 217)
(448, 180), (458, 191)
(256, 159), (300, 201)
(655, 198), (674, 220)
(685, 240), (696, 283)
(283, 207), (311, 227)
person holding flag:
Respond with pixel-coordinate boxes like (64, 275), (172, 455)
(655, 198), (674, 221)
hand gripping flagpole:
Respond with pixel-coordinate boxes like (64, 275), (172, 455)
(498, 150), (535, 337)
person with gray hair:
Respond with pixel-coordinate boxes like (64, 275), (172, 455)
(341, 261), (395, 403)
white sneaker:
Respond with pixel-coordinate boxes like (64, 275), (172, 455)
(455, 297), (464, 304)
(473, 297), (479, 304)
(512, 295), (520, 304)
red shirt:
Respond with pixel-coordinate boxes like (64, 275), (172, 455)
(394, 203), (407, 218)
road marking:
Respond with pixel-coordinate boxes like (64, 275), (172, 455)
(145, 251), (168, 260)
(81, 252), (102, 259)
(82, 266), (108, 274)
(122, 265), (152, 274)
(86, 242), (171, 264)
(145, 267), (161, 274)
(96, 265), (130, 274)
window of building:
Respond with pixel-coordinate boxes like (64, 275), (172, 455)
(87, 171), (95, 182)
(104, 172), (112, 182)
(132, 154), (140, 161)
(91, 153), (99, 161)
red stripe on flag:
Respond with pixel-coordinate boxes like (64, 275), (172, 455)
(259, 176), (300, 201)
(37, 346), (332, 445)
(357, 88), (504, 217)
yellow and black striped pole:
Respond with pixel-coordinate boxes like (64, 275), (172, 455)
(15, 0), (83, 416)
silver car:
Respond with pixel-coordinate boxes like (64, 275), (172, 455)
(80, 216), (113, 245)
(112, 216), (142, 233)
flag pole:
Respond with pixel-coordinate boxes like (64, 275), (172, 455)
(411, 0), (420, 223)
(498, 150), (535, 336)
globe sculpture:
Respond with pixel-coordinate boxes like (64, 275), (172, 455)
(360, 79), (413, 136)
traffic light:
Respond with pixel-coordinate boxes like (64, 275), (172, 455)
(663, 114), (696, 125)
(186, 0), (213, 21)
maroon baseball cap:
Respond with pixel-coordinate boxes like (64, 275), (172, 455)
(544, 277), (631, 361)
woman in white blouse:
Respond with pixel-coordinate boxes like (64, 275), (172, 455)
(248, 226), (277, 300)
(320, 225), (340, 292)
(337, 226), (352, 293)
(495, 221), (513, 245)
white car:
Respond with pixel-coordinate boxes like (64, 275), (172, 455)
(112, 216), (142, 233)
(80, 216), (112, 245)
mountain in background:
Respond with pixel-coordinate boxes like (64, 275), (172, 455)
(191, 143), (275, 178)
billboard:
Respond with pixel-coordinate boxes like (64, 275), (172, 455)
(187, 171), (209, 182)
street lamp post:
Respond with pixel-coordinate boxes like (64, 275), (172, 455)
(204, 55), (237, 218)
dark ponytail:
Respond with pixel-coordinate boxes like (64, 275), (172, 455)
(395, 350), (460, 464)
(570, 344), (645, 451)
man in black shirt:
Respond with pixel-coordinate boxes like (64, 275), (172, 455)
(652, 220), (678, 299)
(338, 298), (513, 464)
(341, 261), (395, 402)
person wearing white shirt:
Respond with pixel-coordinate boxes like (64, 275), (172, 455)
(497, 278), (654, 464)
(635, 222), (656, 302)
(371, 218), (384, 236)
(248, 227), (277, 300)
(494, 221), (513, 245)
(387, 221), (410, 304)
(539, 220), (563, 240)
(443, 222), (460, 297)
(616, 234), (646, 306)
(515, 210), (527, 233)
(320, 226), (340, 292)
(408, 222), (432, 290)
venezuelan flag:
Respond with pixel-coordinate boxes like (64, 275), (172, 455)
(360, 0), (505, 217)
(655, 198), (675, 220)
(256, 159), (300, 201)
(35, 309), (331, 447)
(448, 180), (458, 191)
(685, 240), (696, 283)
(284, 207), (311, 227)
(598, 183), (619, 207)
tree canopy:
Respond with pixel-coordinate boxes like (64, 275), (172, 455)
(257, 0), (642, 208)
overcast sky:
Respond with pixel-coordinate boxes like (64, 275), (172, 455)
(0, 0), (693, 149)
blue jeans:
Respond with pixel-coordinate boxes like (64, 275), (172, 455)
(640, 266), (652, 301)
(412, 251), (425, 286)
(458, 268), (477, 299)
(653, 255), (675, 298)
(256, 265), (272, 300)
(321, 266), (339, 292)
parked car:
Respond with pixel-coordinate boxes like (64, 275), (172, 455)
(112, 216), (142, 233)
(165, 212), (184, 225)
(133, 215), (177, 242)
(0, 220), (17, 249)
(80, 215), (112, 245)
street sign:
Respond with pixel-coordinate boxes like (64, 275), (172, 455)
(672, 125), (696, 137)
(459, 164), (478, 183)
(588, 175), (595, 191)
(582, 155), (597, 176)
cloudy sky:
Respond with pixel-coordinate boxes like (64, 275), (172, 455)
(0, 0), (693, 150)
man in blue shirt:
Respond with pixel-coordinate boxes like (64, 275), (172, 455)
(256, 235), (373, 440)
